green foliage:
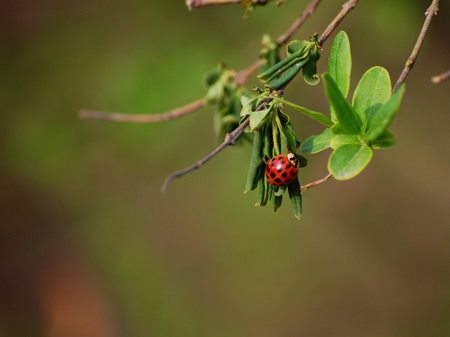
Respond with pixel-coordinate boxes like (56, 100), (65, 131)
(258, 35), (321, 89)
(240, 31), (406, 217)
(328, 144), (373, 180)
(304, 31), (405, 181)
(242, 90), (304, 219)
(205, 64), (250, 141)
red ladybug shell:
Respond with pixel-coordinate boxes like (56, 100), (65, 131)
(265, 154), (298, 186)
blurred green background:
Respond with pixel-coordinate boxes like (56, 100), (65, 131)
(1, 0), (449, 336)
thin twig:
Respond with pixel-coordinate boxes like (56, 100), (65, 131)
(161, 99), (272, 192)
(163, 0), (359, 191)
(80, 0), (321, 123)
(318, 0), (358, 46)
(78, 98), (207, 123)
(186, 0), (268, 10)
(276, 0), (322, 45)
(301, 173), (332, 192)
(393, 0), (439, 92)
(431, 69), (450, 84)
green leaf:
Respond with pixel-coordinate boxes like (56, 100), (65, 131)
(300, 128), (333, 154)
(273, 194), (283, 212)
(352, 66), (391, 126)
(240, 97), (257, 117)
(267, 59), (305, 90)
(323, 73), (361, 134)
(328, 31), (352, 98)
(274, 185), (286, 196)
(371, 130), (396, 149)
(288, 178), (302, 219)
(286, 40), (308, 55)
(302, 48), (320, 85)
(330, 134), (361, 150)
(275, 98), (332, 127)
(328, 144), (373, 180)
(244, 130), (263, 193)
(249, 108), (271, 131)
(364, 85), (405, 142)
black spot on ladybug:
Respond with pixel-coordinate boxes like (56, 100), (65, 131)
(271, 162), (275, 167)
(282, 172), (287, 178)
(275, 178), (282, 184)
(270, 172), (276, 178)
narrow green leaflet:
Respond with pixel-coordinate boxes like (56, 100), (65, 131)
(273, 194), (283, 212)
(275, 98), (332, 127)
(371, 130), (396, 149)
(323, 73), (361, 134)
(328, 144), (373, 180)
(364, 85), (405, 142)
(244, 130), (263, 193)
(288, 178), (302, 220)
(328, 31), (351, 104)
(302, 48), (320, 86)
(330, 134), (361, 150)
(249, 108), (271, 130)
(352, 66), (391, 126)
(300, 128), (333, 154)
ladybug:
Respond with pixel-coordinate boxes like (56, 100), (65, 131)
(265, 153), (299, 186)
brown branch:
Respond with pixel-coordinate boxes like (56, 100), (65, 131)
(301, 173), (332, 192)
(393, 0), (439, 92)
(318, 0), (358, 46)
(276, 0), (322, 45)
(431, 69), (450, 84)
(78, 98), (207, 123)
(80, 0), (321, 123)
(161, 98), (272, 192)
(186, 0), (268, 10)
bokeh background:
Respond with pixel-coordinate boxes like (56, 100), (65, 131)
(1, 0), (449, 336)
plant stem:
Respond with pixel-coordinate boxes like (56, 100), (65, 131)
(276, 0), (322, 45)
(161, 98), (272, 192)
(431, 69), (450, 84)
(186, 0), (268, 10)
(78, 98), (207, 123)
(318, 0), (358, 46)
(393, 0), (439, 92)
(301, 173), (332, 192)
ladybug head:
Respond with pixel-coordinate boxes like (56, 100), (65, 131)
(286, 152), (298, 167)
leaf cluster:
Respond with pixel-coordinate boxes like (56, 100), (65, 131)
(300, 31), (405, 180)
(241, 91), (306, 219)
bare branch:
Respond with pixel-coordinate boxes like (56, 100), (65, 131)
(162, 98), (272, 192)
(431, 69), (450, 84)
(186, 0), (268, 10)
(276, 0), (322, 45)
(301, 173), (333, 192)
(318, 0), (358, 46)
(78, 98), (208, 123)
(393, 0), (439, 92)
